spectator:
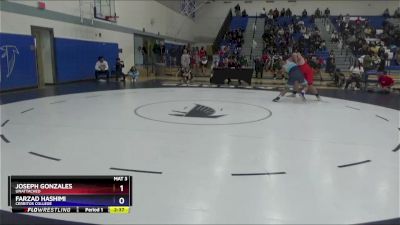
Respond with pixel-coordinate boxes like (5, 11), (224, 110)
(280, 8), (286, 17)
(337, 14), (343, 23)
(362, 54), (374, 71)
(320, 40), (327, 51)
(95, 56), (110, 80)
(383, 8), (390, 18)
(331, 31), (339, 43)
(268, 9), (274, 19)
(260, 7), (266, 17)
(344, 14), (350, 24)
(333, 68), (346, 87)
(199, 46), (207, 74)
(127, 66), (139, 82)
(115, 57), (125, 81)
(254, 58), (264, 78)
(310, 14), (316, 23)
(242, 9), (248, 17)
(371, 53), (381, 69)
(325, 51), (336, 74)
(141, 46), (148, 65)
(364, 26), (372, 38)
(286, 8), (292, 17)
(181, 49), (190, 70)
(262, 51), (271, 71)
(302, 9), (308, 18)
(345, 60), (364, 90)
(378, 45), (385, 57)
(160, 43), (166, 63)
(227, 57), (238, 68)
(211, 51), (220, 70)
(271, 54), (283, 79)
(218, 57), (227, 68)
(315, 8), (321, 18)
(234, 4), (241, 16)
(152, 41), (162, 62)
(337, 38), (343, 50)
(378, 71), (394, 93)
(394, 7), (400, 18)
(273, 8), (279, 19)
(191, 47), (199, 71)
(378, 53), (388, 72)
(324, 8), (330, 18)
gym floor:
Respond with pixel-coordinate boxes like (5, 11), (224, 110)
(1, 78), (399, 224)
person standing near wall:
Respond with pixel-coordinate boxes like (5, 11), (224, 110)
(302, 9), (308, 18)
(234, 4), (241, 17)
(199, 46), (207, 74)
(180, 49), (192, 84)
(115, 58), (125, 82)
(324, 8), (330, 23)
(254, 58), (264, 79)
(181, 49), (191, 71)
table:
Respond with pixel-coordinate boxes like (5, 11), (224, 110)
(211, 68), (253, 85)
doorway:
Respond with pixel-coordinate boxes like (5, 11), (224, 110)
(31, 26), (56, 87)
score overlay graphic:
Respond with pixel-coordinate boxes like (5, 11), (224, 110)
(8, 176), (132, 213)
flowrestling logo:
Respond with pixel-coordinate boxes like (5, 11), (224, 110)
(135, 100), (272, 125)
(0, 45), (19, 82)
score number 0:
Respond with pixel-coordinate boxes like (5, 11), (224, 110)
(119, 185), (125, 205)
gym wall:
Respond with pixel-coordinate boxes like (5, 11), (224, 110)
(0, 0), (195, 90)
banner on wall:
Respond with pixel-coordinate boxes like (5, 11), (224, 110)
(0, 33), (38, 91)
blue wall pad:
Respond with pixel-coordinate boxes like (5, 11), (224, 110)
(54, 38), (118, 82)
(0, 33), (38, 91)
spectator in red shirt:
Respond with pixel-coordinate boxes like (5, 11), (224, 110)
(261, 52), (270, 71)
(355, 17), (361, 25)
(378, 71), (395, 93)
(199, 47), (207, 74)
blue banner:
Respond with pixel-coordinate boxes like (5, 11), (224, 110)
(0, 33), (38, 91)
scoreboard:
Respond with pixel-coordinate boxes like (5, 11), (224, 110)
(8, 176), (132, 214)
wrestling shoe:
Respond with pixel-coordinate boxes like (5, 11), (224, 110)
(300, 92), (306, 101)
(273, 97), (280, 102)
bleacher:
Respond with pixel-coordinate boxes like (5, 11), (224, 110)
(275, 16), (315, 28)
(229, 16), (249, 31)
(330, 15), (400, 71)
(219, 16), (249, 57)
(314, 50), (330, 61)
(329, 15), (385, 29)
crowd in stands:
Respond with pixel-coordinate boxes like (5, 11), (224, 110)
(181, 5), (398, 90)
(213, 25), (248, 69)
(259, 8), (329, 79)
(260, 7), (331, 20)
(333, 8), (400, 74)
(383, 8), (400, 18)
